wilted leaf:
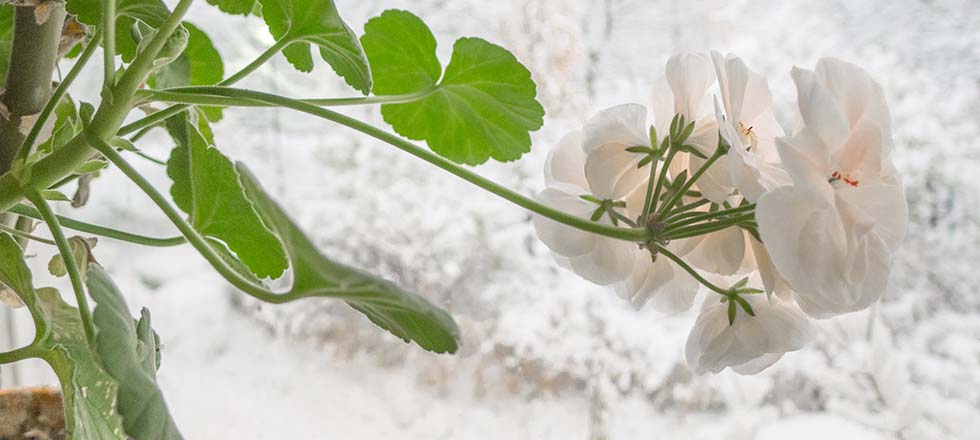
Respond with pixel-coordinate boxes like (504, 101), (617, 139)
(236, 164), (460, 353)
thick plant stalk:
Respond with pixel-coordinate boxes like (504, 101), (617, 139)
(0, 4), (67, 174)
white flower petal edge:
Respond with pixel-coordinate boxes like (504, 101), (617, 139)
(685, 293), (814, 375)
(616, 247), (699, 313)
(582, 104), (651, 200)
(756, 58), (908, 318)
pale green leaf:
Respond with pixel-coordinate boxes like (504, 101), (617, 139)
(361, 10), (544, 165)
(258, 0), (371, 94)
(88, 264), (182, 439)
(236, 164), (460, 353)
(0, 235), (127, 439)
(48, 236), (97, 278)
(205, 0), (259, 16)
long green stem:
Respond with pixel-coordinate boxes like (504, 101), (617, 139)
(24, 188), (96, 345)
(16, 30), (102, 163)
(152, 87), (650, 242)
(0, 223), (55, 245)
(9, 204), (185, 247)
(656, 245), (730, 296)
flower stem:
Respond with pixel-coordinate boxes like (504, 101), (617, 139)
(649, 148), (677, 218)
(664, 204), (755, 231)
(24, 187), (96, 346)
(9, 204), (185, 247)
(655, 245), (730, 296)
(663, 214), (755, 240)
(0, 223), (55, 246)
(658, 143), (726, 216)
(140, 87), (652, 243)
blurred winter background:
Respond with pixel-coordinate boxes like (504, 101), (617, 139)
(2, 0), (979, 438)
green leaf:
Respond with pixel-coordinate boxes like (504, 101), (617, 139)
(37, 287), (128, 440)
(48, 236), (97, 278)
(67, 0), (172, 62)
(0, 234), (127, 439)
(41, 190), (73, 202)
(236, 163), (461, 354)
(0, 233), (37, 311)
(37, 95), (82, 154)
(88, 264), (182, 439)
(205, 0), (259, 16)
(361, 10), (544, 165)
(166, 113), (288, 279)
(148, 22), (225, 121)
(258, 0), (371, 94)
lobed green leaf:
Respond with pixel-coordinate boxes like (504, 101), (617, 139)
(258, 0), (371, 94)
(361, 10), (544, 165)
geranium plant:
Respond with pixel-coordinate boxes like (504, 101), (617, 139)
(0, 0), (907, 437)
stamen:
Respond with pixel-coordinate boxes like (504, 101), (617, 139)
(829, 171), (859, 187)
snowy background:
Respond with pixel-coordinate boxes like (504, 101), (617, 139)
(2, 0), (980, 438)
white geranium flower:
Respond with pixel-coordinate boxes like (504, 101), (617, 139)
(756, 58), (908, 318)
(582, 103), (652, 201)
(711, 51), (789, 203)
(685, 291), (814, 375)
(616, 246), (699, 313)
(650, 53), (727, 203)
(533, 121), (645, 285)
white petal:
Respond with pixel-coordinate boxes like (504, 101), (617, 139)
(583, 104), (651, 200)
(685, 226), (746, 275)
(568, 237), (637, 285)
(531, 185), (597, 257)
(790, 66), (849, 155)
(732, 352), (782, 375)
(836, 182), (908, 252)
(814, 58), (892, 150)
(544, 130), (588, 188)
(666, 53), (715, 121)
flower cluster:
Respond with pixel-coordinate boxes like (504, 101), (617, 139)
(533, 52), (907, 375)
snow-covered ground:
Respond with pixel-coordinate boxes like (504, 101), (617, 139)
(2, 0), (980, 438)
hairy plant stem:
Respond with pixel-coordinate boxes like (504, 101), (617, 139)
(10, 204), (185, 246)
(24, 188), (96, 345)
(16, 29), (102, 163)
(0, 0), (193, 213)
(141, 87), (651, 243)
(0, 4), (68, 174)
